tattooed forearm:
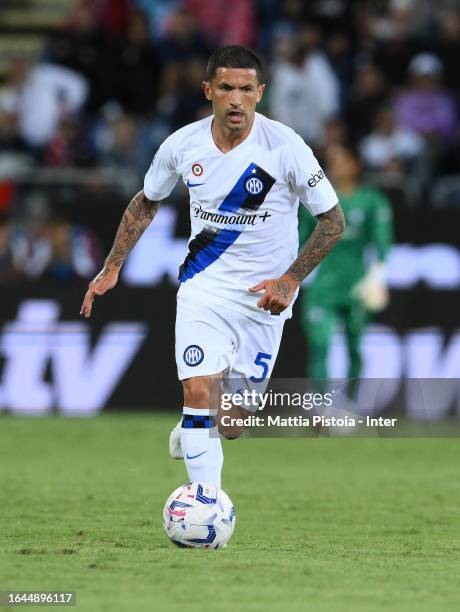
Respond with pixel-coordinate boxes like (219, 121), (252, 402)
(104, 190), (160, 269)
(287, 203), (345, 283)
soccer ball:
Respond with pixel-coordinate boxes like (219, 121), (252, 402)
(163, 482), (236, 549)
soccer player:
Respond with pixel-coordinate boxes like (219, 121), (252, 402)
(299, 144), (393, 381)
(80, 46), (344, 488)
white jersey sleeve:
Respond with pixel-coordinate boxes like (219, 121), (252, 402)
(287, 134), (338, 216)
(143, 138), (179, 201)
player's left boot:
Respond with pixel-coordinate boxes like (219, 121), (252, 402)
(169, 420), (183, 459)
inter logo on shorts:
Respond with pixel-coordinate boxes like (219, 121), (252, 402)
(192, 163), (204, 177)
(183, 345), (204, 366)
(244, 176), (264, 195)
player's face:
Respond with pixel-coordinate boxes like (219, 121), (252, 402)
(203, 68), (264, 133)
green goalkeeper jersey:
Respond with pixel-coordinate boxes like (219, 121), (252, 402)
(298, 185), (393, 304)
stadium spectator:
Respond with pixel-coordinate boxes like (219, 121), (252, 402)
(64, 0), (131, 38)
(258, 0), (307, 61)
(0, 218), (22, 282)
(169, 58), (210, 130)
(316, 118), (348, 165)
(10, 211), (101, 282)
(436, 9), (460, 91)
(160, 7), (211, 62)
(360, 106), (425, 171)
(0, 57), (88, 151)
(183, 0), (256, 48)
(110, 9), (162, 116)
(325, 32), (354, 108)
(149, 63), (181, 147)
(43, 216), (101, 281)
(0, 105), (25, 153)
(135, 0), (179, 40)
(98, 113), (152, 196)
(394, 53), (458, 142)
(365, 0), (432, 85)
(44, 117), (95, 167)
(345, 63), (388, 144)
(45, 2), (112, 114)
(269, 33), (340, 145)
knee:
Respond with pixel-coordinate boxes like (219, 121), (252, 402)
(217, 411), (245, 439)
(183, 378), (210, 408)
(218, 422), (244, 440)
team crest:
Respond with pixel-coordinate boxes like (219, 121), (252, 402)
(192, 163), (204, 177)
(183, 345), (204, 366)
(244, 176), (264, 195)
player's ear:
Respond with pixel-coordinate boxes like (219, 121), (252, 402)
(256, 83), (265, 103)
(202, 80), (212, 101)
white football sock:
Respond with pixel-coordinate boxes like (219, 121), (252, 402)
(180, 407), (223, 488)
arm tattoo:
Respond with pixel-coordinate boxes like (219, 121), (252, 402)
(104, 190), (160, 269)
(287, 203), (345, 283)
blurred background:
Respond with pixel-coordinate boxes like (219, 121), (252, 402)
(1, 0), (460, 416)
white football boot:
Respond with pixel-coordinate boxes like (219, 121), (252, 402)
(169, 420), (183, 459)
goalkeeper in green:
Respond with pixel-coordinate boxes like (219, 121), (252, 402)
(299, 144), (394, 380)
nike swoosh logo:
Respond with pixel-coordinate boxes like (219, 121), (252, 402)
(186, 180), (205, 188)
(186, 451), (207, 460)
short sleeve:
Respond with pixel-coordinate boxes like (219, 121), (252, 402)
(287, 135), (338, 216)
(143, 138), (179, 201)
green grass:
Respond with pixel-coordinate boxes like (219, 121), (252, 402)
(0, 413), (459, 612)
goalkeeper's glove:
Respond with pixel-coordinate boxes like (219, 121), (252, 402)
(351, 262), (389, 312)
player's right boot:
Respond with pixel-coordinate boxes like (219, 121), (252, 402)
(169, 420), (183, 459)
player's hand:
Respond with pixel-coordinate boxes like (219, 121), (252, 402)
(249, 274), (300, 314)
(80, 266), (119, 318)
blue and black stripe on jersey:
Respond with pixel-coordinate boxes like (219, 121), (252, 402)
(240, 165), (276, 211)
(179, 163), (276, 282)
(178, 227), (240, 282)
(219, 163), (276, 213)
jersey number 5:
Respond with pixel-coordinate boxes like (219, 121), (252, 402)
(250, 352), (272, 383)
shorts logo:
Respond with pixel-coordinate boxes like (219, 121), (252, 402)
(183, 345), (204, 366)
(244, 176), (264, 195)
(192, 163), (204, 177)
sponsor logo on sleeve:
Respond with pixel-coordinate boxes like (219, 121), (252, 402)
(308, 169), (325, 188)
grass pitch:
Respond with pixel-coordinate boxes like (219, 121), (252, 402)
(1, 413), (459, 612)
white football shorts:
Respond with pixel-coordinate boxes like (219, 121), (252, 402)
(175, 293), (284, 411)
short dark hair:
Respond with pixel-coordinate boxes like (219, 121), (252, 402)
(206, 45), (264, 82)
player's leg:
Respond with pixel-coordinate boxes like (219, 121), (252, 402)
(301, 293), (336, 380)
(174, 295), (237, 487)
(343, 299), (369, 380)
(217, 314), (284, 439)
(180, 373), (226, 487)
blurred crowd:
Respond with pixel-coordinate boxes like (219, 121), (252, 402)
(1, 0), (460, 282)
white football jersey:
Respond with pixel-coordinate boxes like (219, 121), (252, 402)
(144, 112), (337, 323)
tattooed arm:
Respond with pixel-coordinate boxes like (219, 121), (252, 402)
(288, 203), (345, 283)
(80, 190), (160, 318)
(249, 203), (345, 314)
